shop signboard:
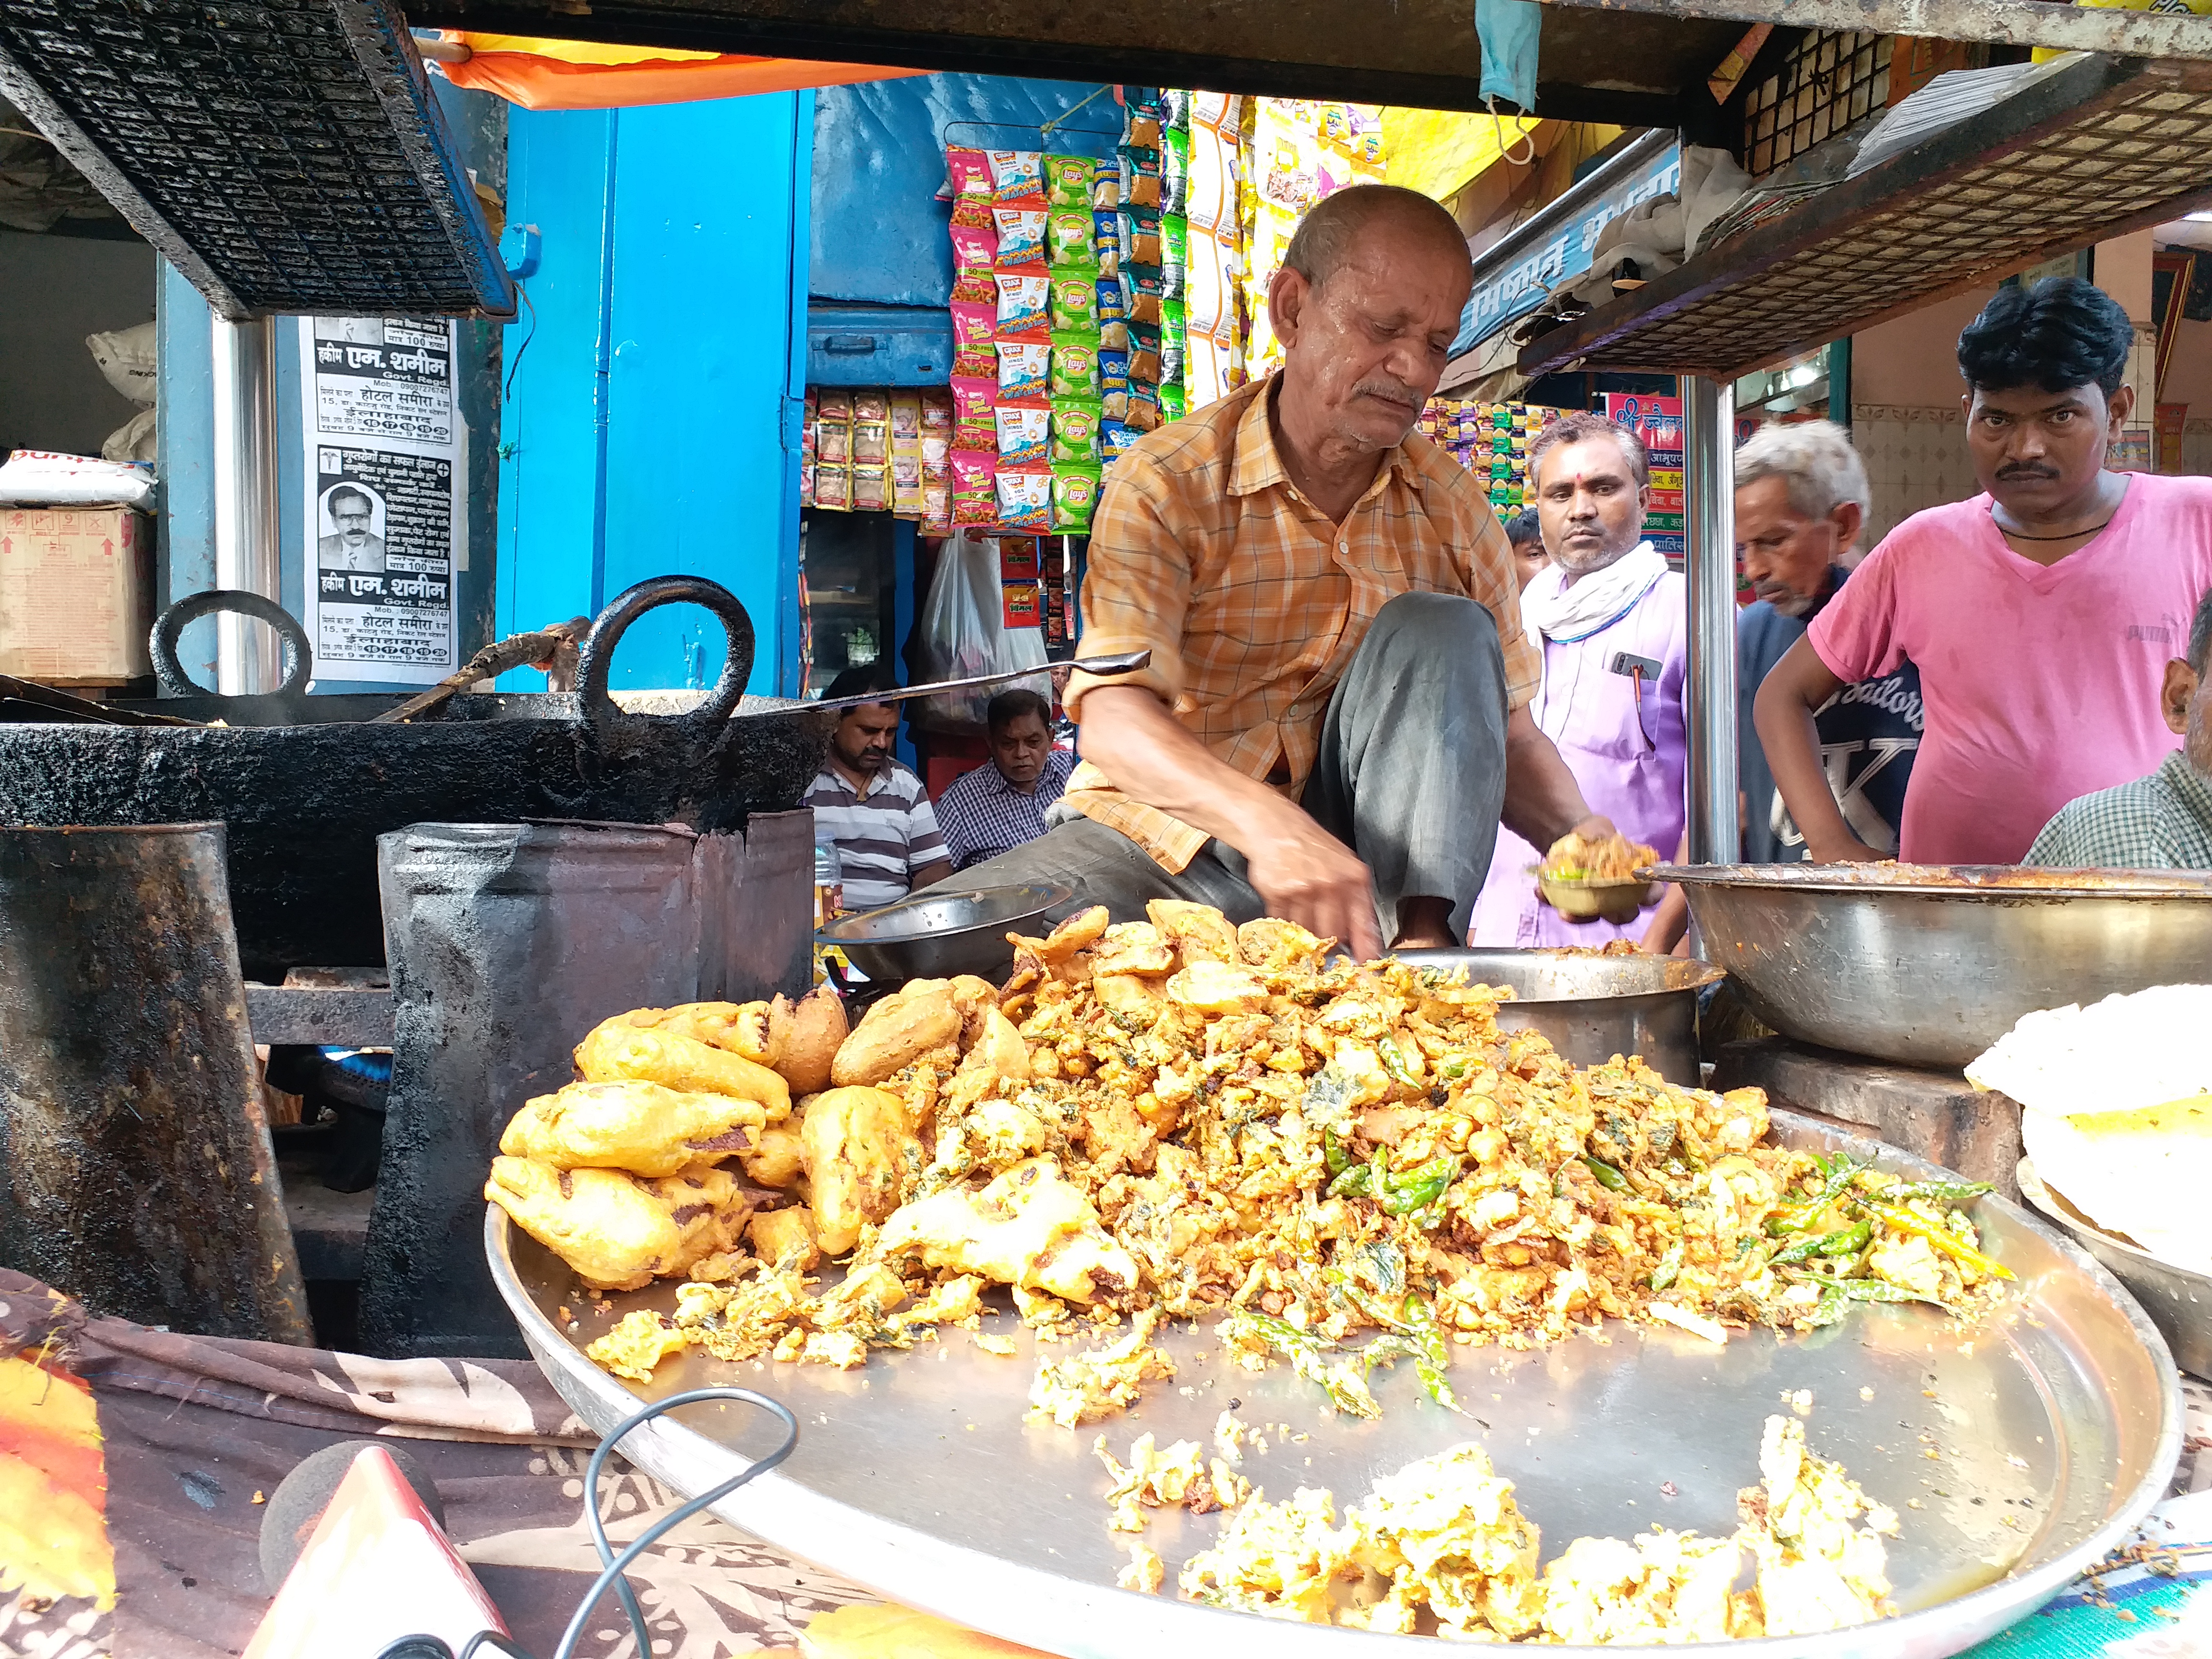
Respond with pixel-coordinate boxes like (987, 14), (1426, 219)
(298, 318), (461, 684)
(1458, 139), (1682, 354)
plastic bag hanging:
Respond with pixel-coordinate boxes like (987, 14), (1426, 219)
(1476, 0), (1543, 115)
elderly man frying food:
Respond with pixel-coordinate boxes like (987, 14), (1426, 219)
(949, 184), (1617, 959)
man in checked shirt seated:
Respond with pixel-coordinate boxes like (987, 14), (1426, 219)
(949, 184), (1617, 959)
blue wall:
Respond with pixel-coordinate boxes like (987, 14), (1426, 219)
(498, 93), (812, 695)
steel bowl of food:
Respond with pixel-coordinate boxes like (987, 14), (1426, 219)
(822, 882), (1072, 983)
(1393, 948), (1723, 1084)
(1649, 863), (2212, 1069)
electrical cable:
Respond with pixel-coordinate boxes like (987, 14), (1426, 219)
(372, 1385), (798, 1659)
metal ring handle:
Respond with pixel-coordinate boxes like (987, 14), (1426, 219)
(574, 576), (756, 730)
(150, 590), (313, 698)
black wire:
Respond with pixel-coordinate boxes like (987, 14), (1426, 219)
(555, 1387), (800, 1659)
(372, 1386), (796, 1659)
(502, 282), (538, 406)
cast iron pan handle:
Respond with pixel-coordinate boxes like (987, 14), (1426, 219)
(150, 590), (313, 699)
(575, 576), (756, 732)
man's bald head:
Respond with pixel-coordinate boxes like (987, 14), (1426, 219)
(1282, 184), (1473, 295)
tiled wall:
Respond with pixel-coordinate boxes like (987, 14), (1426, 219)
(1849, 403), (1976, 548)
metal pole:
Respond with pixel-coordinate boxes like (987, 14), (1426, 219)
(210, 314), (283, 695)
(1682, 372), (1740, 865)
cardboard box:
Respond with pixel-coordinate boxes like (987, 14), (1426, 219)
(0, 505), (154, 684)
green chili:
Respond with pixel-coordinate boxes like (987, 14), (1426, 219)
(1582, 1154), (1629, 1192)
(1382, 1156), (1456, 1216)
(1649, 1240), (1684, 1292)
(1881, 1178), (1994, 1207)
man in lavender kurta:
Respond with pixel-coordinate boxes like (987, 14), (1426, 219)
(1467, 412), (1687, 946)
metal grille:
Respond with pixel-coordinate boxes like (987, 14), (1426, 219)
(1524, 55), (2212, 381)
(1742, 30), (1892, 176)
(0, 0), (510, 320)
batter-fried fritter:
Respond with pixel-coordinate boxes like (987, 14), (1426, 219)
(800, 1085), (913, 1253)
(879, 1156), (1138, 1303)
(499, 1080), (764, 1178)
(778, 986), (848, 1095)
(485, 1157), (752, 1290)
(830, 981), (964, 1088)
(575, 1020), (792, 1120)
(623, 1000), (782, 1067)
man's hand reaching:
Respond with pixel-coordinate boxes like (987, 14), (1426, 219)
(1244, 803), (1383, 962)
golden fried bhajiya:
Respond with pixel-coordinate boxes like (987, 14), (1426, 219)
(499, 1079), (765, 1178)
(878, 1155), (1138, 1303)
(1093, 921), (1176, 976)
(485, 1157), (752, 1290)
(749, 1205), (821, 1271)
(800, 1085), (915, 1253)
(574, 1019), (792, 1120)
(624, 999), (782, 1067)
(738, 1122), (806, 1190)
(777, 986), (848, 1095)
(830, 980), (964, 1088)
(1146, 899), (1239, 964)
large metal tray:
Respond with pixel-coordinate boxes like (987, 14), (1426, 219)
(486, 1110), (2180, 1657)
(2017, 1156), (2212, 1382)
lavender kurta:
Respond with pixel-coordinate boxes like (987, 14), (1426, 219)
(1467, 565), (1688, 947)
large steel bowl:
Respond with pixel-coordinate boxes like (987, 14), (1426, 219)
(822, 882), (1071, 982)
(1652, 863), (2212, 1069)
(1395, 948), (1722, 1085)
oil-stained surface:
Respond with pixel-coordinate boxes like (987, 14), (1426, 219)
(0, 824), (312, 1343)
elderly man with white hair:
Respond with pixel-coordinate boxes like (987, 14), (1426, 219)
(1732, 419), (1922, 863)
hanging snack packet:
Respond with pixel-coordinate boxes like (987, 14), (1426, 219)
(814, 462), (853, 511)
(1092, 171), (1119, 212)
(1126, 383), (1161, 433)
(854, 389), (889, 422)
(1047, 207), (1093, 267)
(851, 419), (888, 467)
(951, 451), (998, 528)
(1161, 129), (1190, 217)
(922, 477), (951, 535)
(1096, 273), (1126, 327)
(1002, 580), (1043, 629)
(997, 339), (1050, 403)
(995, 271), (1050, 338)
(1050, 465), (1102, 533)
(1098, 346), (1130, 394)
(1118, 144), (1163, 208)
(890, 453), (923, 515)
(1125, 112), (1162, 149)
(1050, 334), (1100, 399)
(1099, 318), (1131, 353)
(993, 206), (1048, 269)
(1121, 265), (1164, 326)
(951, 299), (997, 350)
(1162, 88), (1191, 126)
(1050, 397), (1102, 465)
(1161, 215), (1188, 298)
(816, 403), (852, 465)
(1159, 383), (1187, 423)
(1044, 153), (1094, 209)
(1117, 206), (1162, 268)
(1101, 418), (1138, 464)
(987, 149), (1045, 204)
(951, 375), (998, 453)
(1159, 312), (1186, 386)
(996, 467), (1052, 532)
(950, 222), (998, 274)
(1128, 331), (1162, 386)
(1101, 385), (1130, 423)
(946, 148), (995, 227)
(996, 404), (1051, 467)
(890, 390), (923, 443)
(1049, 268), (1099, 334)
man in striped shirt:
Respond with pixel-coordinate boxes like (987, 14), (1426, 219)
(803, 666), (950, 914)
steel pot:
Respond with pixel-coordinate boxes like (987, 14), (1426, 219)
(0, 577), (832, 978)
(1394, 948), (1723, 1084)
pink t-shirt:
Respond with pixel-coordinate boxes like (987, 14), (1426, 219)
(1808, 473), (2212, 865)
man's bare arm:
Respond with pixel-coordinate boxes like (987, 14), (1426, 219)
(1752, 637), (1881, 863)
(1076, 683), (1383, 958)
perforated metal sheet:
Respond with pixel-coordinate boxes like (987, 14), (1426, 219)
(1520, 52), (2212, 381)
(0, 0), (511, 321)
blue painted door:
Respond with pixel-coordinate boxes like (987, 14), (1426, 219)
(499, 93), (811, 694)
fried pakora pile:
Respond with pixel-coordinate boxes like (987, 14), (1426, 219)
(484, 987), (846, 1289)
(526, 900), (2001, 1417)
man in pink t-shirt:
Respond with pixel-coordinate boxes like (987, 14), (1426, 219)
(1754, 277), (2212, 866)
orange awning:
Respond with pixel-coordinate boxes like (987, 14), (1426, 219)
(432, 33), (926, 112)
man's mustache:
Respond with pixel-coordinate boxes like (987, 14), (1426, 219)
(1996, 462), (2060, 480)
(1354, 378), (1421, 407)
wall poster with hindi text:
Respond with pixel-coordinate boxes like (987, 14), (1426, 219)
(299, 317), (460, 684)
